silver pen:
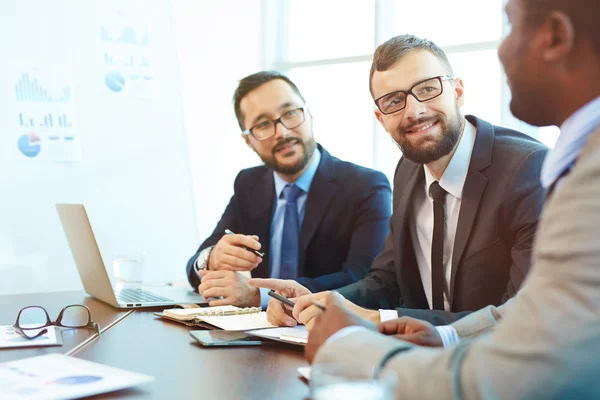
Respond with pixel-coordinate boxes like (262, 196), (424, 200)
(224, 229), (265, 258)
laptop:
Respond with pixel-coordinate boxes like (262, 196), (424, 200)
(56, 203), (208, 309)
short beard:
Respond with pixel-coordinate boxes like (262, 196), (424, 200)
(261, 136), (317, 175)
(395, 102), (463, 164)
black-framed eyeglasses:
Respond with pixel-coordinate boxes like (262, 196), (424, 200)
(242, 105), (308, 141)
(374, 75), (454, 115)
(13, 305), (100, 340)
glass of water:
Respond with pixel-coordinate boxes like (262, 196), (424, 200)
(112, 251), (145, 289)
(310, 362), (397, 400)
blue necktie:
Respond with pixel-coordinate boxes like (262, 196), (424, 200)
(280, 184), (302, 279)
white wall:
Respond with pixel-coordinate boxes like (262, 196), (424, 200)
(171, 0), (263, 243)
(0, 0), (266, 295)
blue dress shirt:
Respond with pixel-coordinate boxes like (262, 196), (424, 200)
(259, 148), (321, 308)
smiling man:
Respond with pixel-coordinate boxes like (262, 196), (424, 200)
(252, 34), (548, 328)
(185, 71), (392, 308)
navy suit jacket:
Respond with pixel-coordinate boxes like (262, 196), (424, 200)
(338, 116), (548, 325)
(186, 144), (392, 292)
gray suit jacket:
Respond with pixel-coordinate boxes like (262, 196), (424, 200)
(315, 125), (600, 399)
(337, 115), (547, 324)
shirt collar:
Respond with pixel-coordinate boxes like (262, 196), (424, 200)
(423, 119), (476, 200)
(273, 147), (321, 198)
(541, 96), (600, 188)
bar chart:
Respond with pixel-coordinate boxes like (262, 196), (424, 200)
(15, 73), (72, 103)
(18, 112), (72, 128)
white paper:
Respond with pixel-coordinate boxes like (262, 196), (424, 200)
(95, 2), (156, 99)
(9, 65), (81, 163)
(0, 325), (62, 349)
(298, 367), (311, 380)
(201, 312), (275, 331)
(0, 353), (154, 400)
(247, 326), (308, 345)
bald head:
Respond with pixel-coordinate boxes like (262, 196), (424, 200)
(524, 0), (600, 55)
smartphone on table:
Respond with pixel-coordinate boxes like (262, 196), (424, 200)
(190, 330), (264, 346)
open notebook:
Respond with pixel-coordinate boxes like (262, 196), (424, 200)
(246, 326), (308, 346)
(161, 305), (276, 331)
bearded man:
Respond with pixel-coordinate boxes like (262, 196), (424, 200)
(251, 35), (548, 328)
(186, 71), (392, 308)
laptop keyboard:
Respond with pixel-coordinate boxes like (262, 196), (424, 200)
(116, 288), (172, 303)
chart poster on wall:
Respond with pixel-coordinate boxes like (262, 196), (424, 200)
(96, 4), (156, 99)
(11, 65), (81, 162)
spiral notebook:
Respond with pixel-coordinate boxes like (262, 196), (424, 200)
(160, 305), (276, 331)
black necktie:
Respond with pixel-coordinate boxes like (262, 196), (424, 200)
(429, 181), (447, 310)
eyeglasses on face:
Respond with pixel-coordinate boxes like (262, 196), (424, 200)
(374, 75), (454, 115)
(13, 305), (100, 340)
(242, 105), (308, 141)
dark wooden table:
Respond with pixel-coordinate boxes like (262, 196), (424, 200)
(0, 291), (310, 399)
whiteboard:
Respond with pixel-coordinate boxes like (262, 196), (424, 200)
(0, 0), (198, 294)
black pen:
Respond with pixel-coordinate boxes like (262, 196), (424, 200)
(268, 290), (296, 308)
(224, 229), (265, 258)
(310, 299), (327, 311)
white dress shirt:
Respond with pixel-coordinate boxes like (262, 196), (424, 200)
(409, 120), (476, 311)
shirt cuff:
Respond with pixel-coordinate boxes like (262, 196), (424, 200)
(324, 326), (369, 347)
(259, 287), (270, 310)
(379, 309), (399, 322)
(436, 325), (461, 348)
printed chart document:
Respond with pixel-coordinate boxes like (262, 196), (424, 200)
(0, 353), (154, 399)
(0, 325), (62, 349)
(246, 326), (308, 345)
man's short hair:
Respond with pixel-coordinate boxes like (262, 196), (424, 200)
(233, 71), (306, 131)
(369, 34), (453, 96)
(524, 0), (600, 55)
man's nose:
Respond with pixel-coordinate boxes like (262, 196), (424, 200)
(403, 94), (427, 121)
(273, 120), (291, 140)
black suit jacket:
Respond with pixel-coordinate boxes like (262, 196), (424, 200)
(186, 144), (392, 292)
(337, 116), (548, 325)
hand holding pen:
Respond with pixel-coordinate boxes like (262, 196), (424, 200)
(203, 229), (265, 272)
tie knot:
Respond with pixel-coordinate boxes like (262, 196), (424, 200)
(283, 184), (302, 203)
(429, 181), (447, 201)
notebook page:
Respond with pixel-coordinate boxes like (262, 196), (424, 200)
(246, 326), (308, 344)
(200, 312), (275, 331)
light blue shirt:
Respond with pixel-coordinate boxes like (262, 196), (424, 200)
(541, 96), (600, 189)
(259, 148), (321, 308)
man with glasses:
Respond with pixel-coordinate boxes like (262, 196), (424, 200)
(186, 71), (392, 308)
(252, 34), (547, 328)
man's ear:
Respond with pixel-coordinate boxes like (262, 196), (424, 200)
(374, 109), (390, 133)
(542, 11), (575, 63)
(241, 133), (253, 150)
(453, 77), (465, 107)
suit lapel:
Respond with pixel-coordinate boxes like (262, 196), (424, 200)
(247, 169), (275, 278)
(298, 146), (338, 275)
(450, 116), (493, 300)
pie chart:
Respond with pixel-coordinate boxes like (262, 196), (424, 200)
(105, 70), (125, 92)
(18, 132), (41, 158)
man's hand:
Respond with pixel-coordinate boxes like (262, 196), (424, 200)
(198, 270), (260, 307)
(293, 292), (380, 331)
(377, 316), (443, 347)
(207, 233), (263, 272)
(248, 278), (311, 327)
(305, 292), (375, 364)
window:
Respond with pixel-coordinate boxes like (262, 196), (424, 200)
(266, 0), (558, 183)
